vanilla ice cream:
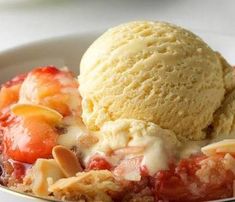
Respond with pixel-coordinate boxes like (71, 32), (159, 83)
(79, 21), (225, 141)
(212, 88), (235, 139)
(79, 119), (180, 176)
(210, 54), (235, 139)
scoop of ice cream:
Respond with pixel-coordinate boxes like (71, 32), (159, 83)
(79, 21), (225, 141)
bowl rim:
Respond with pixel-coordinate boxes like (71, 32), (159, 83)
(0, 185), (60, 201)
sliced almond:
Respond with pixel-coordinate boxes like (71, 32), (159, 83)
(30, 159), (64, 197)
(11, 103), (63, 124)
(52, 145), (83, 177)
(113, 146), (145, 157)
(201, 139), (235, 156)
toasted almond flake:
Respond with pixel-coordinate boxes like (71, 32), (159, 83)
(11, 103), (63, 124)
(29, 159), (65, 197)
(52, 145), (83, 177)
(113, 146), (145, 157)
(201, 139), (235, 156)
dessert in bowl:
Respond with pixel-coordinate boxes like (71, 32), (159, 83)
(1, 21), (235, 202)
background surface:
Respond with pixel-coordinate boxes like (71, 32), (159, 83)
(0, 0), (234, 51)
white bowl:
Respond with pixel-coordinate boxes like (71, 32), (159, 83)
(0, 32), (99, 84)
(0, 31), (234, 202)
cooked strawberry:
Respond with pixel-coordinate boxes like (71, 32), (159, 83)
(3, 115), (57, 164)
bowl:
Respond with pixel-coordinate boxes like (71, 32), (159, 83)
(0, 31), (235, 202)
